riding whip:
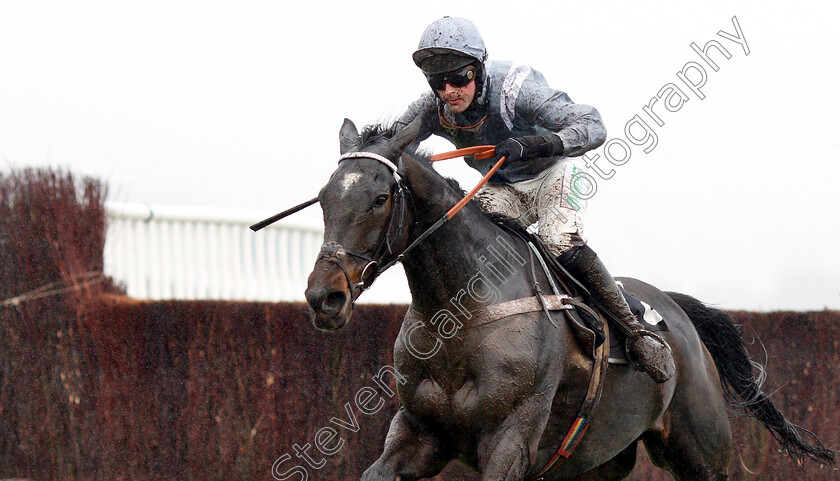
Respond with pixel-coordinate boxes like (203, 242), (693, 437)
(250, 197), (319, 231)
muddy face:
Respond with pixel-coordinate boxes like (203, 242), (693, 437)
(305, 161), (395, 330)
(305, 117), (421, 330)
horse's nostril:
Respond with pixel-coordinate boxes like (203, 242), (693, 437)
(324, 291), (347, 313)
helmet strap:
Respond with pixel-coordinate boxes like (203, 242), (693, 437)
(473, 62), (488, 105)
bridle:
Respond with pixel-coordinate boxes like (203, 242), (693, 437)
(318, 146), (504, 304)
(315, 151), (412, 303)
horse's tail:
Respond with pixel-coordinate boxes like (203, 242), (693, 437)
(665, 291), (835, 467)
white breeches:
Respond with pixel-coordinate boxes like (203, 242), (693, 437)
(475, 160), (587, 257)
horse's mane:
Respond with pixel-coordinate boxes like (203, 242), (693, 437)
(357, 121), (435, 164)
(357, 122), (402, 151)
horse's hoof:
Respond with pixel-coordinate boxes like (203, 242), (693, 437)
(626, 331), (676, 383)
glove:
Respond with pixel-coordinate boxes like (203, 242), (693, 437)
(495, 135), (564, 163)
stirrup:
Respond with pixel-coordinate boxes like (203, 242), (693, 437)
(625, 331), (675, 383)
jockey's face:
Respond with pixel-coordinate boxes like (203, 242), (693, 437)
(435, 78), (476, 114)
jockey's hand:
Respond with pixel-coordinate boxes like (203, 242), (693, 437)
(495, 135), (564, 163)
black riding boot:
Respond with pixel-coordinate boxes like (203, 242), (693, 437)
(560, 245), (675, 383)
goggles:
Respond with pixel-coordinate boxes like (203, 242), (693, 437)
(426, 66), (476, 91)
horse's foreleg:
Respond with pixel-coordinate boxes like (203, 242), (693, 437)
(361, 407), (447, 481)
(477, 395), (552, 481)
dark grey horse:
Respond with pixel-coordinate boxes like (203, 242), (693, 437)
(304, 117), (834, 480)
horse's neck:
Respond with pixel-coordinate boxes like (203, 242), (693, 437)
(401, 163), (537, 316)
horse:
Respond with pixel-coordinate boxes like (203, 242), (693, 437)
(303, 117), (834, 480)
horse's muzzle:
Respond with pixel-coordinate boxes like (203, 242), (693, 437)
(305, 263), (353, 330)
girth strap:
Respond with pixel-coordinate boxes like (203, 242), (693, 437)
(462, 294), (573, 329)
(527, 318), (610, 480)
(523, 240), (611, 480)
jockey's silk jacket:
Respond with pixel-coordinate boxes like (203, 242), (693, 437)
(396, 60), (607, 184)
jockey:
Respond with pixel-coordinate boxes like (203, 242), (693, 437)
(396, 16), (675, 383)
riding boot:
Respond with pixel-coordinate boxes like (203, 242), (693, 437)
(559, 245), (675, 383)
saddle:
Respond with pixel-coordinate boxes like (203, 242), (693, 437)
(505, 229), (669, 363)
(459, 239), (668, 363)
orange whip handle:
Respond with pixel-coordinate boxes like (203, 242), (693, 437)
(428, 145), (505, 219)
(430, 145), (496, 162)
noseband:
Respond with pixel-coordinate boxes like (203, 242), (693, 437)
(316, 151), (411, 303)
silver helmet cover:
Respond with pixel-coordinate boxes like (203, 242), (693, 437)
(412, 16), (488, 69)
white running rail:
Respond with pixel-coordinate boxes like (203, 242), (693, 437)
(103, 202), (410, 303)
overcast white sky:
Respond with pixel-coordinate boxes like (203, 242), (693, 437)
(1, 1), (838, 311)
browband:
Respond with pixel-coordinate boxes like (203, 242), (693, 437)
(338, 152), (401, 182)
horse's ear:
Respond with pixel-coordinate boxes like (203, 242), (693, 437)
(386, 116), (423, 159)
(339, 118), (360, 154)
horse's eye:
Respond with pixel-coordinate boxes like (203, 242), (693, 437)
(373, 194), (389, 208)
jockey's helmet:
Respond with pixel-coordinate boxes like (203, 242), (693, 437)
(413, 17), (488, 100)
